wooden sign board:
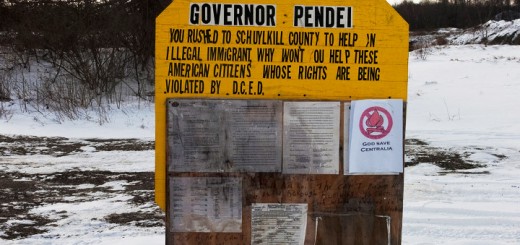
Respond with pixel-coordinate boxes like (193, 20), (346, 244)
(155, 0), (408, 244)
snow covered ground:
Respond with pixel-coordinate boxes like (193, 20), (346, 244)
(1, 44), (520, 244)
(403, 44), (520, 244)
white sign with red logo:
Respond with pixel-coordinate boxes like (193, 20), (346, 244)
(346, 99), (403, 174)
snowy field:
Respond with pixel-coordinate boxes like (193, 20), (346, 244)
(404, 45), (520, 244)
(1, 44), (520, 244)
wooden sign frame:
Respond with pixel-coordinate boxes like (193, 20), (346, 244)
(155, 0), (408, 244)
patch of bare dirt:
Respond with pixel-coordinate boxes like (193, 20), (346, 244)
(405, 138), (488, 172)
(0, 135), (85, 157)
(0, 170), (164, 240)
(0, 135), (162, 240)
(84, 138), (154, 151)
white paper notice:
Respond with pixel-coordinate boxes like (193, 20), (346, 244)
(283, 102), (340, 174)
(251, 203), (307, 245)
(169, 177), (242, 232)
(167, 99), (282, 173)
(348, 99), (404, 174)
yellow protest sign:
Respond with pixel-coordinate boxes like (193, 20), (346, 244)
(155, 0), (408, 210)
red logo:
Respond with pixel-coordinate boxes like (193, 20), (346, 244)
(359, 106), (393, 139)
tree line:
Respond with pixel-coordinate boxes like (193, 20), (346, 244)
(0, 0), (172, 122)
(394, 0), (520, 30)
(2, 0), (518, 54)
(1, 0), (171, 66)
(2, 0), (519, 56)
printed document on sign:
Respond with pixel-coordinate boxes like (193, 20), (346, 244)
(348, 99), (403, 174)
(167, 99), (282, 173)
(251, 203), (307, 245)
(283, 102), (340, 174)
(169, 177), (242, 232)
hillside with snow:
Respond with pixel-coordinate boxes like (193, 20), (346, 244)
(411, 19), (520, 48)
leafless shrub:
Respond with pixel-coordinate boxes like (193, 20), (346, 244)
(0, 71), (11, 103)
(36, 73), (91, 121)
(0, 102), (13, 120)
(44, 47), (128, 101)
(412, 40), (433, 60)
(0, 56), (14, 120)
